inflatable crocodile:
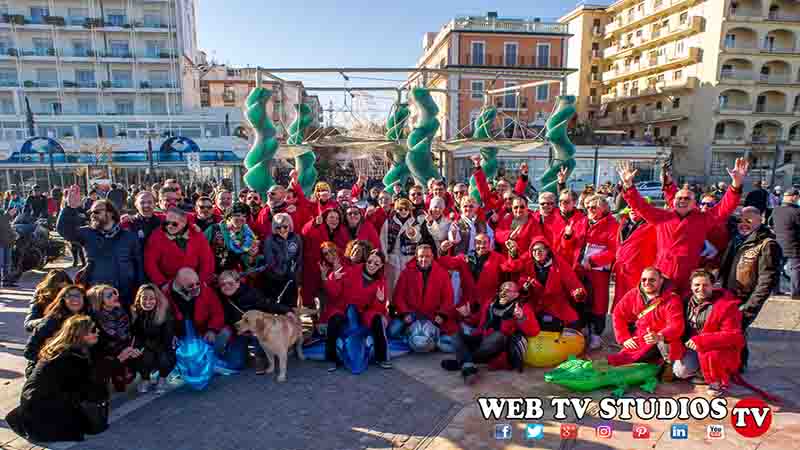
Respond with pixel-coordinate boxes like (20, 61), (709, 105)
(405, 87), (441, 188)
(382, 103), (411, 190)
(243, 87), (279, 195)
(468, 106), (499, 204)
(540, 95), (577, 194)
(544, 356), (660, 397)
(287, 103), (318, 197)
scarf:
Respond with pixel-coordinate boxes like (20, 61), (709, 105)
(221, 222), (255, 254)
(164, 224), (190, 250)
(485, 298), (517, 331)
(98, 223), (121, 239)
(361, 268), (378, 287)
(533, 258), (552, 287)
(418, 264), (432, 298)
(620, 217), (645, 243)
(468, 252), (490, 280)
(387, 214), (412, 253)
(97, 306), (131, 354)
(686, 295), (714, 337)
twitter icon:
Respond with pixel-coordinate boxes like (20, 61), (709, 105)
(525, 424), (545, 440)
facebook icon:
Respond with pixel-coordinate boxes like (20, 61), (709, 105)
(670, 424), (689, 440)
(494, 424), (512, 440)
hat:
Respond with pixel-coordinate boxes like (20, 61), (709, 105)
(226, 202), (251, 219)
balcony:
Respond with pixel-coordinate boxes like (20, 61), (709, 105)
(20, 48), (57, 58)
(0, 80), (18, 87)
(60, 48), (98, 58)
(592, 26), (603, 36)
(102, 50), (134, 59)
(601, 76), (699, 104)
(590, 49), (601, 59)
(767, 12), (800, 22)
(716, 103), (753, 114)
(755, 104), (787, 114)
(714, 134), (748, 144)
(604, 0), (699, 36)
(602, 47), (701, 83)
(759, 73), (792, 84)
(62, 80), (98, 89)
(760, 44), (797, 54)
(22, 80), (59, 89)
(140, 81), (177, 89)
(752, 134), (779, 143)
(589, 72), (602, 83)
(727, 9), (764, 22)
(463, 53), (562, 68)
(139, 50), (178, 60)
(451, 16), (568, 34)
(605, 16), (703, 59)
(722, 41), (760, 54)
(720, 69), (756, 85)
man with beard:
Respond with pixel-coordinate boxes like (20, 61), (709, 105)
(57, 185), (143, 306)
(191, 196), (219, 232)
(157, 186), (179, 212)
(163, 267), (228, 355)
(146, 207), (215, 288)
(608, 267), (685, 369)
(619, 158), (748, 295)
(440, 281), (539, 383)
(678, 269), (744, 395)
(253, 183), (306, 240)
(718, 206), (780, 370)
(205, 203), (259, 275)
(120, 191), (162, 246)
(245, 191), (263, 229)
(163, 179), (193, 212)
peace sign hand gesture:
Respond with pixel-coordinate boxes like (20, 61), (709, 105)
(557, 165), (568, 184)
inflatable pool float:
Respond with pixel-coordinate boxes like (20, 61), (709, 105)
(544, 356), (660, 396)
(302, 338), (411, 361)
(525, 328), (585, 368)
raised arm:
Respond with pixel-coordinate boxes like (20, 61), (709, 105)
(709, 157), (749, 223)
(618, 161), (674, 224)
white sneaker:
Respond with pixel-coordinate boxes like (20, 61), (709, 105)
(137, 381), (150, 394)
(589, 335), (604, 350)
(154, 378), (168, 395)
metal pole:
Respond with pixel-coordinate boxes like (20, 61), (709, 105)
(593, 142), (600, 186)
(771, 140), (781, 187)
(147, 137), (154, 183)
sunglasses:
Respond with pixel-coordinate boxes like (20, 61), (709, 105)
(587, 205), (600, 210)
(454, 191), (467, 195)
(65, 292), (83, 300)
(700, 201), (716, 207)
(165, 221), (181, 227)
(539, 202), (554, 206)
(410, 193), (422, 197)
(675, 196), (693, 202)
(396, 207), (409, 212)
(275, 224), (289, 230)
(641, 277), (659, 283)
(197, 205), (212, 210)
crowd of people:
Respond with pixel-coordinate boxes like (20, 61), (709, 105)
(5, 152), (795, 443)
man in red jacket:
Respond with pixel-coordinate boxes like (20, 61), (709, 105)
(678, 269), (744, 395)
(608, 267), (685, 367)
(145, 207), (215, 288)
(389, 245), (457, 351)
(165, 267), (229, 355)
(618, 158), (749, 295)
(614, 207), (657, 307)
(495, 197), (539, 257)
(440, 281), (540, 383)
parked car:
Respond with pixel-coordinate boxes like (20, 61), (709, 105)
(636, 181), (664, 199)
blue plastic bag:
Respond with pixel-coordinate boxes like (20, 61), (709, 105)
(336, 305), (374, 374)
(174, 320), (220, 390)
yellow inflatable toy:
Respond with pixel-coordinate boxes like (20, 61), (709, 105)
(525, 329), (585, 368)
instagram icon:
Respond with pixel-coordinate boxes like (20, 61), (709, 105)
(596, 424), (613, 439)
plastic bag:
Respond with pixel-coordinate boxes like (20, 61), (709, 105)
(173, 320), (217, 391)
(407, 319), (440, 353)
(336, 305), (373, 374)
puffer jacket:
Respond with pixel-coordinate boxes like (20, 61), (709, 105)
(263, 232), (303, 282)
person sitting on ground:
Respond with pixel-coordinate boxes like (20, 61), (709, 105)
(164, 267), (228, 356)
(678, 270), (744, 396)
(440, 281), (540, 382)
(24, 285), (89, 378)
(324, 250), (391, 370)
(204, 203), (260, 275)
(718, 206), (781, 371)
(146, 207), (215, 289)
(87, 285), (136, 393)
(6, 315), (107, 443)
(389, 245), (457, 352)
(216, 270), (293, 373)
(608, 267), (685, 369)
(129, 284), (176, 394)
(262, 213), (303, 308)
(25, 269), (72, 332)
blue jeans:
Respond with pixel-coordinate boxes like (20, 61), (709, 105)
(223, 334), (266, 370)
(786, 257), (800, 297)
(0, 245), (11, 280)
(212, 328), (234, 357)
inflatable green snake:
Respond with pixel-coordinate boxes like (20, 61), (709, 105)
(540, 95), (577, 194)
(382, 103), (411, 190)
(468, 106), (498, 203)
(287, 104), (318, 197)
(544, 356), (660, 397)
(243, 87), (279, 195)
(405, 87), (441, 187)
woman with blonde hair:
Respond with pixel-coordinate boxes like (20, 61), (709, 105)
(24, 285), (88, 377)
(86, 285), (136, 392)
(25, 269), (73, 332)
(129, 284), (176, 394)
(6, 314), (108, 442)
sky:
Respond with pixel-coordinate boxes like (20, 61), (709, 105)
(196, 0), (588, 125)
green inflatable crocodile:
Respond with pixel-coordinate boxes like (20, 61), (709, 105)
(405, 87), (441, 188)
(243, 87), (279, 195)
(468, 106), (498, 204)
(540, 95), (577, 194)
(382, 103), (411, 190)
(544, 356), (660, 397)
(287, 103), (318, 197)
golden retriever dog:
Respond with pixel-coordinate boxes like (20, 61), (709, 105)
(235, 310), (305, 382)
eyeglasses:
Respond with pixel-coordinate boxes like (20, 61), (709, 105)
(739, 217), (754, 224)
(559, 199), (572, 204)
(700, 201), (716, 207)
(275, 224), (289, 230)
(165, 221), (181, 227)
(640, 277), (659, 283)
(539, 202), (554, 206)
(65, 292), (83, 300)
(454, 191), (467, 195)
(197, 205), (213, 210)
(410, 192), (422, 197)
(586, 205), (600, 210)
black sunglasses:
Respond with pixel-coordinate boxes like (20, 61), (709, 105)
(275, 224), (289, 230)
(165, 221), (181, 227)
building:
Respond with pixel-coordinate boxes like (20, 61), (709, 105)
(0, 0), (252, 191)
(565, 0), (800, 182)
(559, 4), (609, 124)
(409, 12), (574, 141)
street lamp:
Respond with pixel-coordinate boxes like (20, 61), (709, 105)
(592, 130), (626, 186)
(145, 129), (159, 183)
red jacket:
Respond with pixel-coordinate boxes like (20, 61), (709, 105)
(323, 264), (387, 325)
(474, 167), (526, 213)
(557, 212), (618, 271)
(252, 198), (312, 240)
(608, 288), (685, 366)
(366, 207), (390, 232)
(300, 221), (343, 304)
(502, 238), (585, 324)
(393, 259), (457, 335)
(475, 299), (540, 338)
(438, 251), (505, 308)
(614, 217), (657, 305)
(494, 213), (540, 257)
(145, 227), (215, 287)
(293, 181), (338, 218)
(163, 284), (226, 336)
(622, 185), (741, 291)
(529, 211), (563, 247)
(335, 221), (380, 251)
(686, 289), (744, 386)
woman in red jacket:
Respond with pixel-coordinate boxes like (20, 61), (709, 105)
(337, 206), (380, 251)
(323, 250), (391, 370)
(145, 207), (215, 288)
(502, 237), (586, 332)
(558, 194), (618, 350)
(301, 209), (343, 307)
(613, 206), (657, 308)
(293, 179), (339, 218)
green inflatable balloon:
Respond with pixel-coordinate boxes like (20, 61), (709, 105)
(468, 106), (498, 204)
(405, 88), (441, 188)
(243, 87), (278, 196)
(287, 103), (318, 197)
(540, 95), (577, 194)
(382, 103), (411, 191)
(544, 356), (660, 397)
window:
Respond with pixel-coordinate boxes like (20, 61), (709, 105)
(143, 12), (163, 27)
(78, 98), (97, 114)
(631, 105), (638, 114)
(503, 118), (515, 138)
(536, 44), (550, 67)
(469, 110), (480, 134)
(656, 74), (665, 82)
(0, 99), (13, 114)
(75, 70), (95, 87)
(590, 88), (597, 96)
(670, 125), (678, 136)
(725, 34), (736, 48)
(36, 69), (57, 87)
(32, 37), (54, 56)
(656, 101), (663, 111)
(654, 127), (661, 138)
(29, 6), (49, 24)
(145, 40), (166, 58)
(223, 86), (236, 103)
(106, 10), (127, 27)
(0, 68), (16, 86)
(109, 40), (130, 57)
(115, 100), (134, 115)
(504, 43), (518, 66)
(111, 70), (132, 88)
(536, 84), (549, 102)
(675, 40), (685, 55)
(672, 98), (681, 108)
(71, 39), (91, 57)
(504, 82), (518, 108)
(68, 8), (89, 25)
(148, 70), (170, 88)
(40, 99), (61, 115)
(674, 70), (683, 80)
(680, 12), (688, 24)
(470, 80), (484, 99)
(79, 124), (99, 138)
(471, 42), (485, 65)
(150, 97), (167, 114)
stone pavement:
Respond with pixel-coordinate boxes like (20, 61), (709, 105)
(1, 262), (800, 450)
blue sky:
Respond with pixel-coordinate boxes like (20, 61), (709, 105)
(196, 0), (589, 122)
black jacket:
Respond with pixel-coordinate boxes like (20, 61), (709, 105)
(106, 188), (127, 211)
(5, 348), (107, 442)
(23, 194), (48, 219)
(770, 203), (800, 257)
(130, 311), (176, 355)
(218, 283), (292, 326)
(744, 188), (769, 212)
(24, 316), (66, 362)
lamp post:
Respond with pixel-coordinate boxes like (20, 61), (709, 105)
(145, 130), (159, 183)
(592, 130), (626, 186)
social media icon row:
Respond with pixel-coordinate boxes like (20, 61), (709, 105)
(495, 423), (725, 441)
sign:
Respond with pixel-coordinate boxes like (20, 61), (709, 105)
(186, 152), (201, 172)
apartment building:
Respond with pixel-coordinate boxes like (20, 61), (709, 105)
(560, 4), (608, 124)
(410, 12), (573, 141)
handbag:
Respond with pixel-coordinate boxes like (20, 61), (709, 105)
(79, 399), (109, 434)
